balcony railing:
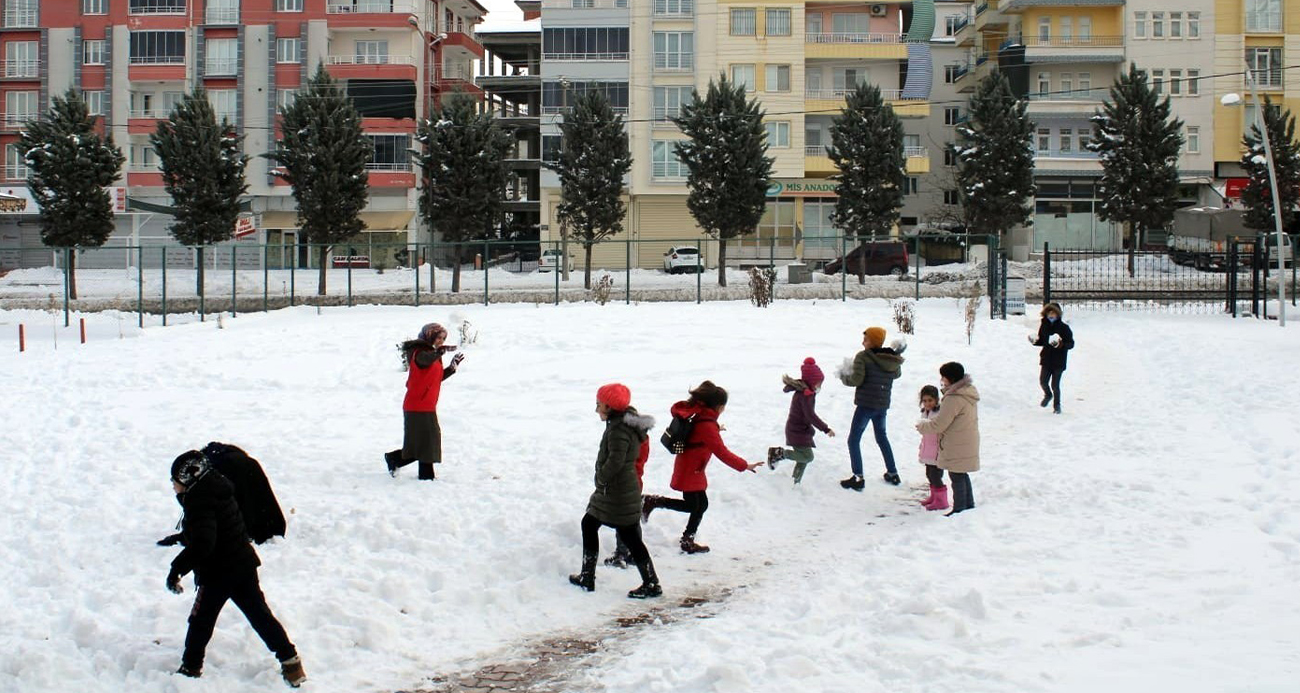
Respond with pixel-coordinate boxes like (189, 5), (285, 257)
(3, 164), (30, 179)
(204, 7), (239, 24)
(1022, 35), (1124, 48)
(436, 65), (476, 81)
(1027, 91), (1103, 102)
(327, 54), (416, 66)
(128, 1), (187, 15)
(205, 59), (238, 75)
(1245, 11), (1282, 32)
(806, 88), (909, 101)
(1, 60), (39, 78)
(653, 1), (692, 17)
(952, 14), (970, 34)
(326, 1), (417, 14)
(542, 105), (628, 115)
(653, 107), (681, 127)
(542, 0), (628, 7)
(129, 55), (186, 65)
(2, 8), (37, 27)
(0, 113), (35, 129)
(546, 51), (631, 61)
(904, 146), (927, 157)
(976, 1), (988, 15)
(1249, 69), (1283, 89)
(804, 145), (827, 157)
(805, 32), (904, 44)
(128, 163), (163, 172)
(1035, 148), (1099, 159)
(365, 162), (413, 172)
(478, 62), (541, 78)
(129, 108), (176, 118)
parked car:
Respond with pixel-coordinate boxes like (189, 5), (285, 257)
(663, 246), (702, 274)
(538, 248), (573, 273)
(822, 241), (909, 277)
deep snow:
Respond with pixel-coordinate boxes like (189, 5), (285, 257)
(1, 299), (1297, 693)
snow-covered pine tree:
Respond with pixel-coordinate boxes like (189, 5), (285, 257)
(1089, 64), (1184, 251)
(671, 74), (774, 287)
(551, 89), (632, 289)
(152, 87), (249, 296)
(416, 92), (512, 293)
(954, 70), (1035, 244)
(18, 88), (125, 300)
(827, 83), (905, 285)
(1240, 95), (1300, 235)
(269, 65), (371, 296)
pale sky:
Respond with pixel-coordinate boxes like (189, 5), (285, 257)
(481, 0), (523, 25)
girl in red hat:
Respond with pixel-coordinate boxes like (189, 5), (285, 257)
(767, 358), (835, 484)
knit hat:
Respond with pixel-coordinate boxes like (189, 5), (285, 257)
(800, 357), (824, 388)
(864, 326), (887, 349)
(596, 383), (632, 411)
(171, 450), (211, 487)
(419, 322), (447, 343)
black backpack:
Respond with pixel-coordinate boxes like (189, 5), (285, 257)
(201, 442), (287, 545)
(659, 413), (698, 454)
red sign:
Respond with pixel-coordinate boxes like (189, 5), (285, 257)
(1224, 177), (1249, 199)
(234, 217), (256, 238)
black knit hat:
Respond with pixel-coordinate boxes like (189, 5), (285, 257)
(171, 450), (211, 487)
(939, 361), (966, 383)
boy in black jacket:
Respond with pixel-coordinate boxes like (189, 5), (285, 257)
(165, 451), (306, 687)
(1029, 302), (1074, 414)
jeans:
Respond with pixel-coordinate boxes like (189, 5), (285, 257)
(656, 490), (709, 535)
(848, 406), (896, 476)
(182, 570), (296, 670)
(1040, 365), (1064, 411)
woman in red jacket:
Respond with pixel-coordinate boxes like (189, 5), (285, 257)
(642, 381), (762, 554)
(385, 322), (463, 480)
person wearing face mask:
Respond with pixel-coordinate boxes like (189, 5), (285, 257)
(1028, 303), (1073, 414)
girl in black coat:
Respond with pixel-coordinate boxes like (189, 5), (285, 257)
(1029, 302), (1074, 414)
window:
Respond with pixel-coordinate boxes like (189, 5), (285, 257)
(129, 0), (185, 14)
(5, 143), (28, 179)
(765, 64), (790, 92)
(945, 64), (961, 84)
(1152, 12), (1164, 38)
(1078, 132), (1091, 152)
(832, 13), (869, 34)
(541, 134), (562, 164)
(542, 81), (629, 112)
(1038, 17), (1050, 41)
(764, 121), (790, 148)
(276, 38), (300, 63)
(1248, 47), (1282, 87)
(1247, 0), (1282, 32)
(1078, 72), (1091, 97)
(356, 40), (389, 64)
(1060, 17), (1073, 42)
(652, 140), (687, 179)
(129, 31), (185, 64)
(205, 38), (237, 75)
(1037, 72), (1051, 95)
(1060, 72), (1073, 96)
(1170, 69), (1182, 95)
(542, 28), (631, 61)
(276, 88), (298, 111)
(5, 90), (36, 124)
(3, 41), (36, 77)
(945, 106), (960, 126)
(944, 148), (957, 166)
(944, 14), (963, 36)
(903, 134), (921, 152)
(806, 13), (822, 34)
(83, 0), (106, 13)
(904, 177), (918, 195)
(1037, 127), (1051, 153)
(1188, 12), (1200, 38)
(80, 90), (104, 115)
(133, 92), (153, 116)
(161, 91), (183, 114)
(730, 8), (756, 36)
(766, 8), (792, 36)
(1059, 128), (1073, 153)
(944, 189), (960, 205)
(833, 68), (863, 91)
(1186, 126), (1200, 153)
(1134, 11), (1147, 38)
(731, 64), (755, 91)
(1170, 12), (1182, 38)
(132, 145), (158, 170)
(1151, 69), (1164, 95)
(653, 32), (694, 70)
(208, 89), (237, 124)
(275, 0), (303, 11)
(654, 86), (691, 124)
(83, 39), (106, 65)
(1079, 17), (1092, 41)
(367, 135), (410, 171)
(1187, 69), (1200, 95)
(653, 0), (693, 17)
(807, 69), (822, 92)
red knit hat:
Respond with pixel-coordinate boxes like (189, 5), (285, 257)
(596, 383), (631, 411)
(800, 358), (824, 387)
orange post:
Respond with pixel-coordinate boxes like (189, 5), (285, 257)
(18, 324), (24, 352)
(80, 318), (87, 344)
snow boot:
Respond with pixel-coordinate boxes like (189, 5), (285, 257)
(640, 495), (662, 524)
(417, 462), (436, 480)
(628, 558), (663, 599)
(1040, 393), (1052, 408)
(603, 541), (632, 569)
(766, 447), (785, 470)
(680, 533), (710, 554)
(384, 450), (401, 477)
(176, 665), (202, 679)
(918, 485), (936, 506)
(839, 475), (865, 491)
(923, 485), (949, 511)
(1054, 405), (1062, 415)
(279, 655), (307, 688)
(568, 552), (597, 592)
(792, 461), (809, 485)
(883, 471), (901, 486)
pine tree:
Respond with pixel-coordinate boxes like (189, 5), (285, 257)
(269, 65), (371, 296)
(827, 83), (905, 284)
(152, 86), (249, 296)
(1089, 64), (1184, 250)
(18, 89), (125, 300)
(954, 70), (1035, 242)
(551, 89), (632, 289)
(416, 92), (512, 293)
(1240, 95), (1300, 234)
(672, 74), (774, 287)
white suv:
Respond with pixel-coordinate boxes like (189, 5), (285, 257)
(663, 246), (702, 274)
(538, 249), (573, 273)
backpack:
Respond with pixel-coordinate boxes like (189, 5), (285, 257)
(659, 413), (697, 454)
(201, 442), (287, 545)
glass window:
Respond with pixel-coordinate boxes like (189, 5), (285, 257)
(366, 135), (410, 170)
(129, 0), (185, 14)
(1038, 72), (1051, 95)
(944, 148), (957, 166)
(1060, 72), (1073, 95)
(1060, 17), (1073, 41)
(1078, 72), (1091, 96)
(1151, 69), (1164, 94)
(765, 64), (790, 92)
(807, 13), (823, 35)
(731, 8), (756, 36)
(766, 8), (792, 36)
(205, 38), (237, 75)
(833, 68), (863, 91)
(731, 64), (755, 91)
(1248, 47), (1282, 87)
(653, 0), (693, 16)
(652, 140), (687, 179)
(3, 41), (36, 77)
(83, 90), (105, 116)
(83, 39), (107, 65)
(276, 89), (298, 111)
(1188, 12), (1200, 38)
(1078, 132), (1091, 152)
(1170, 69), (1182, 95)
(356, 40), (389, 64)
(1079, 17), (1092, 41)
(1038, 17), (1050, 42)
(1059, 128), (1073, 153)
(1246, 0), (1281, 32)
(653, 32), (694, 70)
(654, 86), (692, 122)
(1170, 12), (1182, 38)
(1037, 128), (1051, 153)
(764, 121), (790, 148)
(1187, 69), (1200, 95)
(276, 38), (300, 64)
(1134, 11), (1147, 38)
(945, 106), (960, 126)
(944, 189), (960, 205)
(806, 127), (822, 147)
(83, 0), (106, 14)
(807, 69), (822, 92)
(944, 14), (962, 36)
(276, 0), (303, 11)
(542, 134), (562, 164)
(945, 64), (961, 84)
(832, 13), (870, 34)
(1152, 12), (1164, 38)
(5, 142), (29, 179)
(161, 91), (184, 113)
(1186, 126), (1199, 153)
(129, 30), (186, 64)
(208, 89), (237, 124)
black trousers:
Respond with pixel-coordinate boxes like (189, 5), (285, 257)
(182, 570), (296, 670)
(925, 464), (945, 487)
(950, 473), (975, 512)
(581, 513), (651, 565)
(656, 490), (709, 535)
(1039, 365), (1064, 410)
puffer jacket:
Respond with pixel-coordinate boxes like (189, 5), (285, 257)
(586, 408), (655, 526)
(1033, 319), (1074, 371)
(840, 348), (904, 409)
(915, 376), (980, 473)
(667, 401), (750, 492)
(170, 472), (260, 584)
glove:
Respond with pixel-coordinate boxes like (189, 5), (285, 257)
(449, 352), (465, 369)
(156, 533), (183, 547)
(1027, 334), (1036, 344)
(166, 571), (184, 595)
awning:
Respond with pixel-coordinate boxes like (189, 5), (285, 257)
(259, 210), (414, 231)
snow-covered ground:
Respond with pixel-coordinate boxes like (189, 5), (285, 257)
(2, 300), (1297, 693)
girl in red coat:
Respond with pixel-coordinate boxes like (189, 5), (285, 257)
(642, 381), (762, 554)
(385, 322), (463, 480)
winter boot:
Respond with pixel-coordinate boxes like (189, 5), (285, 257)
(176, 664), (202, 679)
(792, 461), (809, 485)
(568, 552), (597, 592)
(839, 475), (865, 491)
(918, 485), (936, 506)
(279, 656), (307, 688)
(640, 495), (662, 524)
(628, 557), (663, 599)
(882, 471), (901, 486)
(679, 533), (710, 554)
(923, 485), (950, 511)
(766, 447), (785, 470)
(603, 542), (632, 569)
(417, 462), (436, 480)
(1040, 393), (1053, 408)
(384, 450), (401, 477)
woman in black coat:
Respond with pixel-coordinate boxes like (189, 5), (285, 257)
(1029, 302), (1074, 414)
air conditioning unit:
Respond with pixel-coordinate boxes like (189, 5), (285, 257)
(870, 4), (888, 17)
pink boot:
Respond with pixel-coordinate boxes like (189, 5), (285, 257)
(918, 486), (936, 506)
(923, 485), (949, 511)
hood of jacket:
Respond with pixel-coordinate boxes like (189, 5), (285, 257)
(613, 407), (656, 439)
(942, 376), (980, 404)
(865, 348), (905, 373)
(670, 400), (719, 423)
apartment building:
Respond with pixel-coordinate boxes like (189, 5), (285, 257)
(477, 1), (542, 238)
(0, 0), (487, 271)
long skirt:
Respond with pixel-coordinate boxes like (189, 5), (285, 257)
(401, 410), (441, 464)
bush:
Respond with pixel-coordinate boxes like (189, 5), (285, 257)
(748, 267), (777, 307)
(892, 299), (916, 335)
(964, 281), (982, 344)
(591, 273), (615, 305)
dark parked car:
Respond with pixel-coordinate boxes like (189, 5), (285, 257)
(822, 241), (910, 277)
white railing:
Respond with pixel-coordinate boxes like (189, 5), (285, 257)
(204, 7), (239, 23)
(2, 60), (39, 78)
(1027, 91), (1103, 101)
(805, 88), (906, 101)
(3, 164), (29, 179)
(1245, 11), (1282, 32)
(129, 108), (174, 118)
(327, 54), (415, 66)
(128, 163), (163, 172)
(541, 0), (628, 8)
(905, 146), (927, 157)
(805, 32), (904, 44)
(128, 2), (187, 15)
(1023, 35), (1124, 48)
(542, 105), (628, 115)
(365, 162), (413, 172)
(804, 145), (826, 157)
(2, 9), (37, 27)
(478, 62), (542, 77)
(327, 1), (417, 14)
(205, 59), (238, 75)
(545, 52), (630, 61)
(435, 65), (475, 81)
(1250, 69), (1283, 89)
(0, 113), (34, 129)
(129, 55), (186, 65)
(1035, 149), (1099, 159)
(653, 1), (692, 17)
(653, 107), (681, 126)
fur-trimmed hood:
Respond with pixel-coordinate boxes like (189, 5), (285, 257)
(616, 408), (656, 438)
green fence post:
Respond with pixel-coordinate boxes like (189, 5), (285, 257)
(696, 242), (702, 304)
(483, 239), (490, 306)
(198, 247), (205, 322)
(231, 246), (237, 318)
(914, 236), (921, 301)
(625, 240), (631, 305)
(840, 234), (847, 301)
(414, 244), (421, 308)
(347, 257), (353, 308)
(769, 235), (776, 302)
(63, 247), (71, 326)
(262, 243), (268, 313)
(137, 246), (144, 328)
(554, 240), (560, 306)
(161, 247), (168, 327)
(289, 255), (295, 307)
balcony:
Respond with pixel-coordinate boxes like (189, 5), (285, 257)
(905, 146), (929, 174)
(1, 8), (36, 28)
(365, 161), (415, 187)
(803, 146), (930, 175)
(326, 1), (422, 29)
(436, 64), (482, 94)
(1034, 148), (1100, 173)
(0, 113), (34, 131)
(1021, 35), (1125, 63)
(652, 0), (692, 17)
(653, 108), (681, 129)
(476, 62), (541, 93)
(542, 0), (629, 7)
(805, 32), (907, 60)
(1248, 69), (1284, 91)
(542, 105), (628, 116)
(805, 89), (930, 118)
(953, 13), (974, 46)
(2, 164), (29, 180)
(1, 60), (39, 79)
(1245, 11), (1282, 33)
(326, 54), (417, 80)
(204, 7), (239, 24)
(128, 0), (186, 15)
(549, 50), (631, 62)
(442, 31), (485, 60)
(1026, 91), (1105, 117)
(204, 59), (239, 77)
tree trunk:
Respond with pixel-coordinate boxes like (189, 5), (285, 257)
(67, 249), (77, 300)
(584, 243), (593, 290)
(317, 245), (330, 296)
(452, 247), (462, 293)
(857, 238), (867, 286)
(717, 239), (728, 287)
(196, 246), (205, 298)
(561, 226), (571, 283)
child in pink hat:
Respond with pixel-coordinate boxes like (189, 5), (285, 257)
(767, 358), (835, 484)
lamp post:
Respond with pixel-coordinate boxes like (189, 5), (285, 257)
(1223, 68), (1286, 326)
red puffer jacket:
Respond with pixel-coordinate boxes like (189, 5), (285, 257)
(402, 347), (445, 412)
(668, 401), (750, 492)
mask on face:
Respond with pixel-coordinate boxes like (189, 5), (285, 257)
(1047, 316), (1058, 323)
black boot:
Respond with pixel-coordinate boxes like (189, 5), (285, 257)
(679, 533), (710, 554)
(1040, 393), (1053, 408)
(628, 557), (663, 599)
(840, 475), (865, 491)
(640, 495), (662, 524)
(384, 450), (401, 477)
(766, 446), (784, 470)
(603, 541), (633, 569)
(417, 462), (436, 480)
(568, 552), (596, 592)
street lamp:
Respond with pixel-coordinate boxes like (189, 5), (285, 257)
(1222, 69), (1287, 326)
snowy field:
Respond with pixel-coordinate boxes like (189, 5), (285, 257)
(2, 299), (1298, 693)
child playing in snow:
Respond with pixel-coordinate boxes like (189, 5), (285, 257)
(916, 385), (948, 511)
(838, 327), (906, 489)
(915, 362), (981, 516)
(767, 358), (835, 484)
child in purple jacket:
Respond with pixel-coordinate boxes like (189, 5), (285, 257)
(767, 358), (835, 484)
